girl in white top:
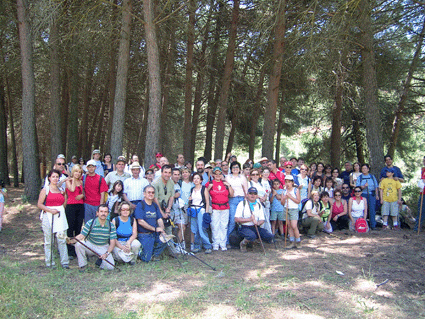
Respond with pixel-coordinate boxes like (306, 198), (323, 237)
(282, 176), (301, 248)
(348, 187), (368, 231)
(349, 162), (362, 188)
(249, 168), (271, 232)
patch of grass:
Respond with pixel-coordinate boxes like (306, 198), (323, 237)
(356, 298), (375, 314)
(361, 264), (375, 282)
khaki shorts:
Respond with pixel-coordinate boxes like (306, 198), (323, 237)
(270, 210), (285, 221)
(287, 208), (299, 221)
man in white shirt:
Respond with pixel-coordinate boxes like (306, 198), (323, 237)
(123, 162), (149, 209)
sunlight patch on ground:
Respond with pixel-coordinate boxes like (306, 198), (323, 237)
(198, 304), (238, 318)
(352, 278), (376, 293)
(123, 282), (185, 307)
(283, 310), (326, 319)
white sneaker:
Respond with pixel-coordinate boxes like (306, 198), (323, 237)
(221, 247), (227, 251)
(213, 246), (219, 251)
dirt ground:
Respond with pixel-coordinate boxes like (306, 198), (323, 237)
(1, 186), (425, 318)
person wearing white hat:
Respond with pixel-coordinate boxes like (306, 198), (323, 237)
(92, 149), (105, 177)
(123, 162), (149, 209)
(83, 160), (109, 222)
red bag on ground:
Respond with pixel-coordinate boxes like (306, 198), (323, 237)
(355, 218), (368, 233)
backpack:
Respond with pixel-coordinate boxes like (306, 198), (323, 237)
(358, 174), (378, 196)
(82, 174), (104, 193)
(86, 217), (112, 243)
(355, 218), (368, 233)
(300, 199), (323, 220)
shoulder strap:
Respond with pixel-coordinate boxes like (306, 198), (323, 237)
(98, 175), (103, 192)
(82, 175), (86, 190)
(114, 216), (120, 229)
(86, 218), (97, 239)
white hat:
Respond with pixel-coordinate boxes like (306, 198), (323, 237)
(86, 160), (97, 167)
(92, 149), (101, 154)
(130, 162), (142, 170)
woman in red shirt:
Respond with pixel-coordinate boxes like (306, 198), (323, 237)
(37, 169), (69, 269)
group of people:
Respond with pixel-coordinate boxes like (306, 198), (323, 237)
(36, 150), (425, 271)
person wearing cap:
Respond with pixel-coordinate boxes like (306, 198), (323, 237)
(174, 154), (185, 169)
(144, 168), (155, 184)
(105, 157), (131, 191)
(43, 154), (69, 191)
(259, 157), (269, 170)
(281, 175), (301, 248)
(235, 187), (274, 252)
(83, 160), (109, 222)
(124, 154), (145, 177)
(379, 167), (402, 230)
(205, 167), (233, 251)
(68, 155), (78, 171)
(379, 155), (404, 183)
(123, 162), (149, 208)
(267, 160), (285, 189)
(155, 152), (163, 165)
(91, 149), (105, 177)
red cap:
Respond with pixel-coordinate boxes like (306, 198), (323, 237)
(155, 152), (163, 157)
(284, 161), (293, 167)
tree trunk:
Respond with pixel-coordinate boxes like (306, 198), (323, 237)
(17, 0), (40, 199)
(0, 83), (8, 184)
(66, 48), (79, 159)
(183, 0), (195, 161)
(143, 0), (162, 168)
(387, 15), (425, 158)
(203, 0), (223, 161)
(213, 0), (239, 161)
(249, 69), (266, 160)
(110, 0), (132, 161)
(5, 78), (18, 187)
(262, 0), (287, 159)
(275, 100), (284, 163)
(226, 114), (237, 156)
(358, 0), (383, 177)
(352, 111), (365, 164)
(60, 68), (70, 154)
(49, 6), (61, 163)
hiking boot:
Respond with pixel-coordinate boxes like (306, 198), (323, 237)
(205, 249), (212, 254)
(285, 241), (295, 249)
(129, 260), (136, 266)
(79, 266), (86, 273)
(191, 248), (201, 254)
(295, 241), (302, 249)
(240, 239), (249, 253)
(62, 264), (70, 269)
(382, 225), (388, 230)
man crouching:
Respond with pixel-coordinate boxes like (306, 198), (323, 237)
(235, 187), (274, 252)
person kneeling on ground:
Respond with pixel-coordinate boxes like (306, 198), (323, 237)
(111, 201), (141, 265)
(301, 191), (324, 238)
(134, 185), (167, 262)
(73, 204), (117, 271)
(235, 187), (274, 252)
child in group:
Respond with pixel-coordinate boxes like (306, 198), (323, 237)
(324, 178), (334, 198)
(379, 168), (402, 230)
(311, 176), (324, 193)
(281, 176), (301, 248)
(0, 180), (7, 231)
(270, 179), (285, 238)
(107, 180), (130, 221)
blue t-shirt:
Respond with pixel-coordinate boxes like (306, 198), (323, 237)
(380, 166), (404, 181)
(115, 217), (133, 242)
(356, 174), (379, 195)
(271, 189), (284, 212)
(134, 200), (162, 233)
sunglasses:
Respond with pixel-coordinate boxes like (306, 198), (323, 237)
(56, 163), (65, 166)
(335, 194), (341, 197)
(285, 166), (292, 168)
(248, 192), (257, 195)
(121, 208), (130, 211)
(355, 190), (362, 193)
(146, 172), (153, 175)
(251, 173), (259, 176)
(342, 187), (349, 189)
(146, 191), (155, 194)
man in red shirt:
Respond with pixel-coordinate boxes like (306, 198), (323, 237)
(267, 160), (285, 188)
(414, 156), (425, 231)
(83, 160), (109, 222)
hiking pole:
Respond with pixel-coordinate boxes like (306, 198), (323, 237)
(418, 192), (424, 235)
(67, 237), (120, 271)
(185, 250), (216, 271)
(160, 232), (185, 271)
(50, 214), (55, 267)
(248, 204), (266, 255)
(284, 198), (289, 248)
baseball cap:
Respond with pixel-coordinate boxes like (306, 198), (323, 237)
(248, 187), (258, 194)
(86, 160), (97, 167)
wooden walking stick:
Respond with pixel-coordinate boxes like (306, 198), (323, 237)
(418, 192), (424, 235)
(248, 204), (266, 255)
(284, 197), (289, 248)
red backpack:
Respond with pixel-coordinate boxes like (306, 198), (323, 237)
(355, 218), (368, 233)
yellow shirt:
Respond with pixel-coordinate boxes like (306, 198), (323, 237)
(379, 178), (401, 202)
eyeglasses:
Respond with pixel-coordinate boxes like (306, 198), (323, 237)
(342, 187), (349, 189)
(285, 166), (292, 169)
(56, 163), (65, 166)
(354, 190), (362, 193)
(300, 169), (307, 171)
(146, 191), (155, 194)
(251, 173), (259, 176)
(121, 208), (130, 211)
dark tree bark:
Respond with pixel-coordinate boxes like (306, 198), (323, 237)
(249, 69), (266, 160)
(5, 79), (18, 187)
(49, 6), (62, 163)
(143, 0), (162, 168)
(0, 83), (8, 184)
(275, 100), (284, 163)
(60, 68), (70, 154)
(387, 15), (425, 158)
(226, 113), (237, 156)
(204, 0), (223, 161)
(213, 0), (239, 161)
(66, 48), (79, 159)
(110, 0), (132, 161)
(183, 0), (195, 161)
(262, 0), (287, 159)
(17, 0), (40, 199)
(358, 0), (383, 177)
(352, 112), (365, 164)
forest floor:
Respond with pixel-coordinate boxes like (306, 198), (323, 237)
(1, 186), (425, 319)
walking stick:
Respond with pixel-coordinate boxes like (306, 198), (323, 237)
(418, 192), (424, 235)
(248, 204), (266, 255)
(284, 198), (289, 248)
(159, 231), (184, 270)
(50, 214), (55, 267)
(67, 237), (120, 271)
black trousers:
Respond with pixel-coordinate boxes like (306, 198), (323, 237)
(65, 204), (84, 255)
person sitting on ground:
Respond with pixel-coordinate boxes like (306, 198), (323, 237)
(281, 175), (301, 249)
(320, 191), (331, 223)
(341, 183), (352, 202)
(73, 204), (117, 271)
(111, 201), (141, 265)
(235, 187), (274, 252)
(326, 189), (349, 231)
(348, 187), (369, 232)
(134, 185), (167, 262)
(301, 191), (324, 238)
(107, 180), (130, 221)
(379, 168), (402, 230)
(311, 175), (324, 194)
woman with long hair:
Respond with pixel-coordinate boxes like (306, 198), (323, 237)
(102, 153), (114, 176)
(348, 186), (369, 232)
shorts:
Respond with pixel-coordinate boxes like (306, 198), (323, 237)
(270, 210), (285, 221)
(171, 209), (188, 225)
(287, 208), (299, 221)
(381, 201), (399, 217)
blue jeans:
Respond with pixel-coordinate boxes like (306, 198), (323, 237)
(84, 204), (97, 223)
(238, 225), (274, 243)
(137, 233), (167, 262)
(415, 195), (425, 231)
(190, 209), (212, 250)
(227, 196), (244, 243)
(363, 193), (377, 228)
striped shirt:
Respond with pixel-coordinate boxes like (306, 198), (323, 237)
(82, 218), (117, 246)
(123, 176), (149, 201)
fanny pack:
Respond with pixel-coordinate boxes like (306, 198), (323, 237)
(187, 206), (202, 218)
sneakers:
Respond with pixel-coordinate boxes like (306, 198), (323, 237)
(79, 266), (86, 273)
(240, 239), (248, 253)
(285, 241), (295, 249)
(295, 241), (302, 249)
(382, 225), (388, 230)
(191, 248), (201, 254)
(62, 264), (70, 269)
(205, 249), (212, 254)
(393, 225), (400, 231)
(129, 260), (136, 266)
(221, 247), (227, 251)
